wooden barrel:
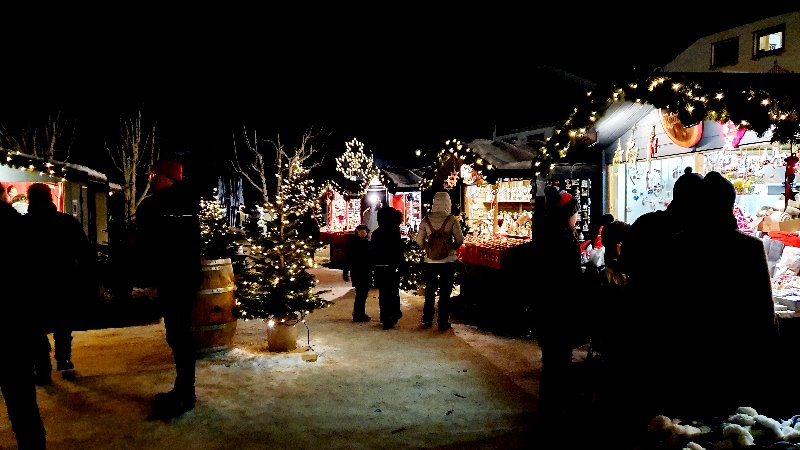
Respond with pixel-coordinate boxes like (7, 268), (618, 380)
(193, 258), (238, 355)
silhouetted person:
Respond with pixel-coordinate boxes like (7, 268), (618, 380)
(370, 206), (404, 330)
(343, 224), (372, 322)
(529, 186), (583, 440)
(599, 172), (706, 443)
(655, 172), (778, 417)
(0, 184), (46, 449)
(25, 183), (95, 384)
(415, 191), (464, 331)
(135, 158), (202, 420)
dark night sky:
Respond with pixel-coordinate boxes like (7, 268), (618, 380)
(1, 6), (795, 186)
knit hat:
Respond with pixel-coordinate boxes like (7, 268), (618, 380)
(152, 159), (183, 182)
(703, 171), (736, 211)
(672, 172), (704, 205)
(544, 185), (578, 219)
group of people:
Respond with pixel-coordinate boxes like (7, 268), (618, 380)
(0, 158), (204, 448)
(342, 191), (464, 331)
(527, 169), (781, 445)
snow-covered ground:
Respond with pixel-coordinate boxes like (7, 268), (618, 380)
(0, 264), (543, 449)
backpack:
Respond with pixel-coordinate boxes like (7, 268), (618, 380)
(423, 215), (452, 260)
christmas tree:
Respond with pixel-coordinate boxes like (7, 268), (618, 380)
(199, 189), (243, 260)
(235, 156), (330, 324)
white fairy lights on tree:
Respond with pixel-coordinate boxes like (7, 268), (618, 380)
(235, 136), (330, 325)
(199, 188), (241, 260)
(335, 138), (379, 195)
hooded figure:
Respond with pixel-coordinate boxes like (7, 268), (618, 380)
(415, 191), (464, 331)
(370, 207), (404, 329)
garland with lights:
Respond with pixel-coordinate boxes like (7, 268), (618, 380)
(418, 139), (496, 191)
(533, 74), (800, 178)
(234, 158), (331, 325)
(416, 74), (800, 185)
(335, 138), (380, 195)
(0, 148), (73, 182)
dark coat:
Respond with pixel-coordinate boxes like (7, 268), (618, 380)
(344, 233), (371, 276)
(0, 202), (36, 341)
(529, 219), (584, 348)
(370, 209), (404, 268)
(613, 207), (780, 422)
(23, 200), (96, 330)
(134, 181), (202, 292)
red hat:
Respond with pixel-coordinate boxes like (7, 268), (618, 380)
(558, 192), (574, 207)
(152, 159), (183, 182)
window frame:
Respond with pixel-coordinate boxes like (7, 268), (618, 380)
(710, 36), (739, 69)
(752, 23), (785, 59)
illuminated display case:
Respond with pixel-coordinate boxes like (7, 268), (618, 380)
(464, 179), (532, 238)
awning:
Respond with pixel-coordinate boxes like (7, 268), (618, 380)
(379, 167), (421, 192)
(466, 139), (535, 171)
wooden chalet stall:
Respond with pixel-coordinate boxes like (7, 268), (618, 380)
(0, 149), (115, 250)
(458, 139), (536, 270)
(320, 176), (365, 265)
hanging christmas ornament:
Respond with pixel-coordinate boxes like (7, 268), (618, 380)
(719, 120), (747, 150)
(648, 125), (659, 158)
(613, 139), (623, 166)
(444, 170), (460, 190)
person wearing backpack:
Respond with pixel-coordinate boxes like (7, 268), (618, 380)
(415, 191), (464, 331)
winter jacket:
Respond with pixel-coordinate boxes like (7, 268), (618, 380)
(370, 207), (404, 268)
(415, 192), (463, 263)
(23, 199), (96, 331)
(134, 181), (202, 292)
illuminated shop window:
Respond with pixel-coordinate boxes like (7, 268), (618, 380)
(753, 24), (784, 58)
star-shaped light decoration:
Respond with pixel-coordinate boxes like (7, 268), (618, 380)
(443, 170), (460, 190)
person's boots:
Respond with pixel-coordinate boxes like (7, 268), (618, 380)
(56, 360), (74, 371)
(149, 389), (196, 421)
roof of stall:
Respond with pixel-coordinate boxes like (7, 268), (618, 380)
(379, 167), (421, 192)
(466, 139), (535, 171)
(0, 148), (111, 186)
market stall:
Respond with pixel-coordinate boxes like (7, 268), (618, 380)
(379, 167), (422, 235)
(0, 149), (115, 249)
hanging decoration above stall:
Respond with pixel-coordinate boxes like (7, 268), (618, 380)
(659, 108), (703, 148)
(418, 139), (494, 191)
(416, 75), (800, 179)
(720, 120), (747, 150)
(334, 138), (379, 196)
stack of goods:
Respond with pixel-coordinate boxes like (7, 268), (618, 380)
(460, 234), (528, 270)
(643, 407), (800, 449)
(772, 274), (800, 316)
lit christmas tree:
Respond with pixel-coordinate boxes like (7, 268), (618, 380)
(399, 236), (425, 293)
(235, 155), (330, 324)
(199, 189), (242, 260)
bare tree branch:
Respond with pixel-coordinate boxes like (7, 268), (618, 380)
(0, 109), (75, 161)
(105, 110), (160, 224)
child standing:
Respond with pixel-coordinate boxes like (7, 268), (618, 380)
(343, 225), (372, 322)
